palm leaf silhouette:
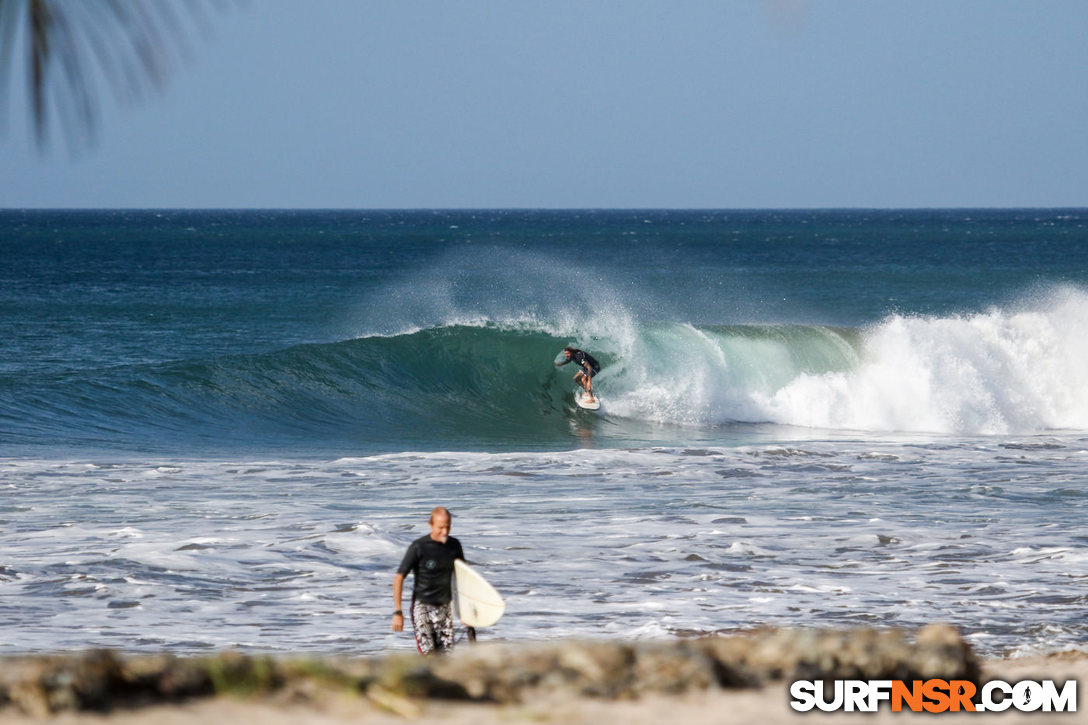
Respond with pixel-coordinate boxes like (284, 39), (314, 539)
(0, 0), (233, 152)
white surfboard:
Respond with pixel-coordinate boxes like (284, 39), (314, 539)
(575, 390), (601, 410)
(454, 559), (505, 628)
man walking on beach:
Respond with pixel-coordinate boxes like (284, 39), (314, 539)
(392, 506), (464, 654)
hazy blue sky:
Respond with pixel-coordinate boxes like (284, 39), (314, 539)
(2, 0), (1087, 208)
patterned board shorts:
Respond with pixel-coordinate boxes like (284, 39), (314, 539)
(411, 598), (455, 654)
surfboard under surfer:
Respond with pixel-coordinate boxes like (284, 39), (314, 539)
(556, 346), (601, 404)
(392, 506), (465, 654)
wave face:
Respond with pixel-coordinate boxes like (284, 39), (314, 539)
(1, 325), (569, 452)
(6, 286), (1088, 452)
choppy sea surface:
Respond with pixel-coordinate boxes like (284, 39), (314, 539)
(2, 209), (1087, 658)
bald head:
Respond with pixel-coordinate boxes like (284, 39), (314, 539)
(429, 506), (451, 543)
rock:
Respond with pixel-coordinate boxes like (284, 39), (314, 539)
(0, 626), (980, 714)
(911, 623), (981, 681)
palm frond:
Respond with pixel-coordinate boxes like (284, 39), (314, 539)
(0, 0), (236, 154)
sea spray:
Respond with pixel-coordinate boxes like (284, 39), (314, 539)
(349, 243), (645, 345)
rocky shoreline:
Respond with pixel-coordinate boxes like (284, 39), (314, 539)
(0, 625), (981, 717)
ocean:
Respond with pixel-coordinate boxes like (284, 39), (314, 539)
(1, 209), (1086, 658)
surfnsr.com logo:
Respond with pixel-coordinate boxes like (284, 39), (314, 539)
(789, 679), (1078, 713)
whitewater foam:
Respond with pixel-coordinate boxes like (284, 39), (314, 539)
(1, 441), (1086, 657)
(758, 286), (1088, 434)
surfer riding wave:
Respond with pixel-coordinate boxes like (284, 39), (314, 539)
(556, 346), (601, 404)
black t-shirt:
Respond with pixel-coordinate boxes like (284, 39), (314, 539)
(397, 535), (464, 605)
(562, 350), (601, 374)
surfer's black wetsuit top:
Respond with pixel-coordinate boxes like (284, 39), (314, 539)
(397, 535), (464, 605)
(560, 349), (601, 377)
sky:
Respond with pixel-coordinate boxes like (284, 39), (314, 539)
(1, 0), (1087, 209)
